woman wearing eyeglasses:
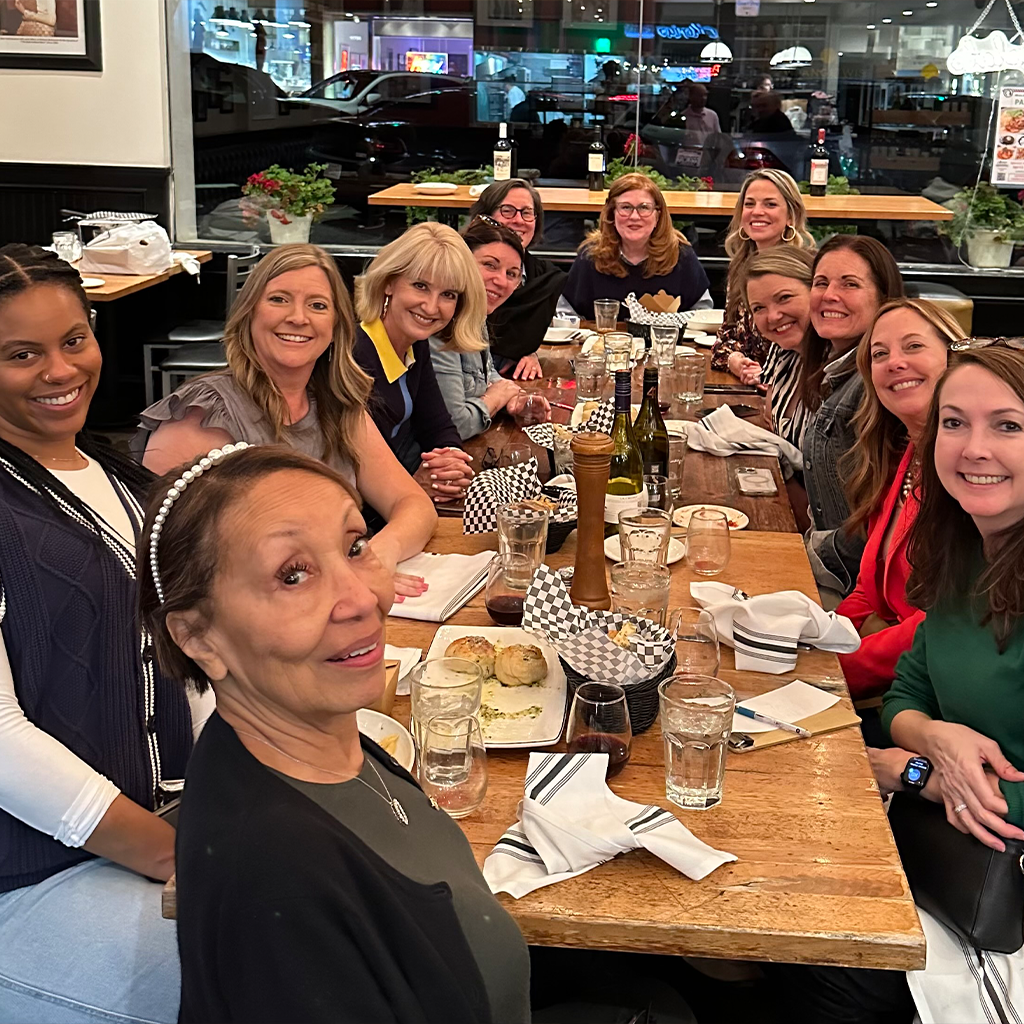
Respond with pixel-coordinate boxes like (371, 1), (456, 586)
(467, 179), (565, 381)
(560, 173), (712, 323)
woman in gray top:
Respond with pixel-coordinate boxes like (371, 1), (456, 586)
(431, 219), (550, 441)
(133, 244), (436, 602)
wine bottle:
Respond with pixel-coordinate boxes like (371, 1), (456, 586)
(809, 128), (828, 197)
(605, 370), (646, 536)
(494, 122), (513, 181)
(588, 130), (606, 192)
(634, 367), (670, 476)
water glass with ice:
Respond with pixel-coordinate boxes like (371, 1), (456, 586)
(575, 352), (606, 402)
(658, 675), (735, 810)
(609, 561), (672, 626)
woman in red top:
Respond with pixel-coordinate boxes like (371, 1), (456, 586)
(837, 299), (965, 705)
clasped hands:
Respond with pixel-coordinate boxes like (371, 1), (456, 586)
(414, 447), (475, 505)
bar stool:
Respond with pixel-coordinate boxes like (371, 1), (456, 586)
(143, 248), (262, 404)
(903, 282), (974, 336)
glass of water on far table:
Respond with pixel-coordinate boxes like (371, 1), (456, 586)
(593, 298), (620, 334)
(658, 674), (735, 810)
(649, 324), (679, 368)
(409, 658), (484, 755)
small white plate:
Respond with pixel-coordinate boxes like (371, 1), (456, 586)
(413, 182), (458, 195)
(468, 183), (488, 197)
(356, 708), (416, 772)
(687, 309), (725, 327)
(604, 535), (685, 564)
(80, 277), (105, 288)
(543, 326), (590, 344)
(684, 332), (715, 348)
(673, 504), (749, 531)
(425, 625), (567, 749)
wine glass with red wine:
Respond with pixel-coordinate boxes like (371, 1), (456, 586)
(565, 682), (632, 778)
(484, 552), (530, 626)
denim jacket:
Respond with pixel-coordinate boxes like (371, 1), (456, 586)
(429, 338), (502, 441)
(803, 347), (866, 597)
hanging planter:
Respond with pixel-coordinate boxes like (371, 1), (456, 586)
(965, 229), (1016, 268)
(940, 182), (1024, 268)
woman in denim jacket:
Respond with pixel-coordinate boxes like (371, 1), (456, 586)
(431, 218), (550, 441)
(801, 236), (904, 598)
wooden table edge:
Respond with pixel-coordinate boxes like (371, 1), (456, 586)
(88, 250), (213, 302)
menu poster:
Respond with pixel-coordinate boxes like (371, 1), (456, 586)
(993, 86), (1024, 187)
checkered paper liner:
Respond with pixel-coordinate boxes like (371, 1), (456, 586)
(462, 457), (577, 535)
(522, 565), (674, 686)
(623, 292), (701, 328)
(523, 401), (615, 450)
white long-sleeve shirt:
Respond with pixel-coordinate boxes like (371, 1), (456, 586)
(0, 456), (213, 847)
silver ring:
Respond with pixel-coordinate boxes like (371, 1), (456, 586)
(954, 803), (968, 814)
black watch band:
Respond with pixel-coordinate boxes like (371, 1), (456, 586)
(900, 755), (933, 794)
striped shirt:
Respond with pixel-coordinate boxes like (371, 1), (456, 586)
(761, 344), (809, 454)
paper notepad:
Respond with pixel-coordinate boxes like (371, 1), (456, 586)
(730, 681), (860, 751)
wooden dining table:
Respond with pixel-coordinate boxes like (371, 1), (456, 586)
(83, 250), (213, 302)
(382, 519), (925, 970)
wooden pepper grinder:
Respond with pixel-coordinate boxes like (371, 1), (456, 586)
(570, 430), (614, 610)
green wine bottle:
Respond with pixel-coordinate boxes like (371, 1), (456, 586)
(605, 370), (646, 537)
(634, 366), (670, 476)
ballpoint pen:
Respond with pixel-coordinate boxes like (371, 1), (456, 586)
(735, 706), (812, 738)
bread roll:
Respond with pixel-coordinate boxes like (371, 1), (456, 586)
(494, 644), (548, 687)
(445, 636), (495, 679)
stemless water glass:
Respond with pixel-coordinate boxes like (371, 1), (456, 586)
(553, 428), (574, 476)
(685, 508), (731, 576)
(565, 682), (632, 779)
(512, 393), (549, 428)
(593, 298), (620, 334)
(673, 352), (706, 404)
(643, 474), (670, 512)
(650, 324), (679, 368)
(409, 658), (484, 755)
(667, 433), (687, 504)
(658, 675), (735, 810)
(498, 442), (533, 468)
(609, 561), (672, 626)
(575, 352), (606, 402)
(496, 502), (549, 583)
(667, 606), (721, 676)
(604, 332), (633, 372)
(419, 715), (488, 818)
(52, 231), (82, 264)
(484, 551), (529, 626)
(618, 508), (672, 564)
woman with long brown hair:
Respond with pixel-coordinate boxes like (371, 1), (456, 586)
(135, 243), (437, 599)
(835, 299), (963, 709)
(559, 172), (711, 321)
(713, 169), (814, 379)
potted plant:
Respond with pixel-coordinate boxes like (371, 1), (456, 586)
(240, 163), (336, 244)
(798, 175), (860, 244)
(942, 183), (1024, 268)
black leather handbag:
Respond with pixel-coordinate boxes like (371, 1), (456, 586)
(888, 792), (1024, 953)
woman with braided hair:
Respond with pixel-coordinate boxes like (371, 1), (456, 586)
(0, 244), (197, 1023)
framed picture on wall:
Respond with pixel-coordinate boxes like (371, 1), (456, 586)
(0, 0), (102, 71)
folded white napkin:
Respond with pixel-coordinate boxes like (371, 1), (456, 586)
(690, 581), (860, 674)
(483, 751), (736, 899)
(389, 551), (493, 622)
(675, 405), (803, 470)
(383, 645), (422, 696)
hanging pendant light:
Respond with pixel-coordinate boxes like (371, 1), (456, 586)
(702, 0), (733, 63)
(770, 45), (813, 68)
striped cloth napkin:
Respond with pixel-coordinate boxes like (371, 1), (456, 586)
(673, 405), (803, 470)
(689, 581), (860, 674)
(483, 751), (736, 899)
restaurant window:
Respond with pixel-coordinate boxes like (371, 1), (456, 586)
(168, 0), (1024, 266)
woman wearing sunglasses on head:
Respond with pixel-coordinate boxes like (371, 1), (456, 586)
(467, 179), (565, 382)
(559, 173), (711, 323)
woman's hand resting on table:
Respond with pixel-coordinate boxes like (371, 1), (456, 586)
(921, 722), (1024, 851)
(727, 352), (763, 385)
(415, 448), (475, 504)
(482, 378), (523, 417)
(511, 354), (543, 380)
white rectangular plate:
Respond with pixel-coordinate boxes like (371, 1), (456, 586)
(425, 625), (567, 749)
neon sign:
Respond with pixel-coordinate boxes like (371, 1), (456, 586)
(624, 23), (720, 41)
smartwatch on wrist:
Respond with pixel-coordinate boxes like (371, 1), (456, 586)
(900, 755), (933, 795)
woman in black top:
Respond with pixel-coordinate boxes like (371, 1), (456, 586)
(139, 444), (531, 1024)
(468, 179), (566, 380)
(560, 172), (711, 322)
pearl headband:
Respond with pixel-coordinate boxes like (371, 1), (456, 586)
(149, 442), (253, 605)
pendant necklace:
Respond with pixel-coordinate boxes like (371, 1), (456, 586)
(233, 727), (409, 825)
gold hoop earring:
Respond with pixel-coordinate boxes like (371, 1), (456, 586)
(738, 227), (751, 242)
(782, 224), (797, 243)
(382, 294), (391, 320)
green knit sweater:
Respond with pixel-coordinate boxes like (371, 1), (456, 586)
(882, 600), (1024, 828)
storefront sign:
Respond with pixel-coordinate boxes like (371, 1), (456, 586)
(624, 23), (719, 41)
(948, 30), (1024, 75)
(992, 86), (1024, 186)
(736, 0), (761, 16)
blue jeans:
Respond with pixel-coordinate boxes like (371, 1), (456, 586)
(0, 859), (179, 1024)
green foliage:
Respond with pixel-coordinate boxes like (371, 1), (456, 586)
(241, 163), (336, 220)
(941, 182), (1024, 244)
(797, 175), (860, 196)
(405, 166), (494, 225)
(604, 159), (710, 192)
(809, 224), (858, 244)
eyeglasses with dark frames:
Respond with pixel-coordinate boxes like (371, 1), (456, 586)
(614, 202), (657, 219)
(495, 204), (536, 222)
